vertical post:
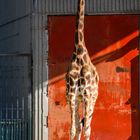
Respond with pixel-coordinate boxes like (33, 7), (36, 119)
(22, 96), (25, 140)
(11, 104), (13, 140)
(0, 90), (1, 139)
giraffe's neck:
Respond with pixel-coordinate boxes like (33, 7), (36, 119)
(74, 0), (86, 52)
(76, 0), (85, 33)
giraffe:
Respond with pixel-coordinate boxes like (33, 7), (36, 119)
(65, 0), (99, 140)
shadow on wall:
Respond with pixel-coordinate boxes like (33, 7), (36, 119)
(48, 30), (139, 85)
(48, 16), (139, 83)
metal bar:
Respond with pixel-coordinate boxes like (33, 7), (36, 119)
(19, 120), (22, 140)
(11, 105), (14, 140)
(13, 120), (16, 140)
(0, 53), (31, 57)
(16, 99), (18, 140)
(2, 122), (4, 140)
(0, 110), (2, 140)
(5, 104), (8, 140)
(24, 121), (27, 140)
(0, 33), (19, 41)
(0, 14), (30, 28)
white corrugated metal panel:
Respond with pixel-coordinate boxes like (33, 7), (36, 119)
(32, 14), (48, 140)
(0, 0), (30, 25)
(31, 0), (48, 139)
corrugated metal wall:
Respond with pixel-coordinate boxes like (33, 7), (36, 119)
(0, 0), (30, 25)
(42, 0), (140, 14)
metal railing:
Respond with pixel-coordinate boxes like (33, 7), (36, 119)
(0, 119), (28, 140)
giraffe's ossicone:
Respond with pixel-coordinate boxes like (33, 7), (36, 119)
(65, 0), (99, 140)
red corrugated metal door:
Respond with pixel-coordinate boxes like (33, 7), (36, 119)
(48, 15), (139, 140)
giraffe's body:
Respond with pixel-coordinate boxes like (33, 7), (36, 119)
(65, 0), (99, 140)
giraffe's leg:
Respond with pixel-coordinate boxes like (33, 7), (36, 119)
(75, 101), (82, 140)
(83, 93), (97, 140)
(69, 94), (76, 140)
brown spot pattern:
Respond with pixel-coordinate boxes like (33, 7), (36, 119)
(78, 79), (81, 87)
(79, 32), (83, 41)
(81, 11), (84, 16)
(76, 58), (80, 65)
(66, 75), (69, 82)
(75, 31), (79, 44)
(72, 72), (78, 79)
(92, 70), (95, 76)
(70, 77), (74, 86)
(72, 64), (79, 71)
(79, 22), (83, 29)
(86, 74), (90, 80)
(95, 75), (99, 83)
(70, 87), (75, 93)
(72, 53), (77, 60)
(66, 84), (70, 92)
(81, 78), (86, 85)
(80, 59), (84, 65)
(77, 45), (84, 55)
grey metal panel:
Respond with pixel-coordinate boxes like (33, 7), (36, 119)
(41, 0), (140, 15)
(0, 56), (31, 117)
(0, 0), (32, 138)
(0, 55), (32, 139)
(0, 16), (31, 54)
(0, 0), (30, 25)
